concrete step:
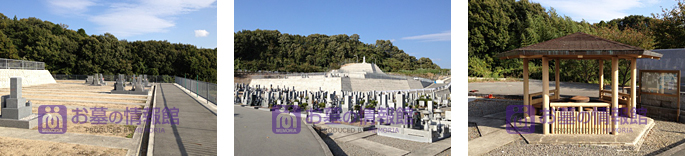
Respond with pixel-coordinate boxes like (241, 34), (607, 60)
(348, 138), (409, 156)
(335, 130), (376, 143)
(407, 138), (451, 156)
(468, 129), (519, 156)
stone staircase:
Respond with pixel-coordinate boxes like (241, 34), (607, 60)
(407, 79), (425, 89)
(341, 77), (352, 91)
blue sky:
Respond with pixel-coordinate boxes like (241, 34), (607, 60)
(0, 0), (217, 49)
(234, 0), (451, 69)
(533, 0), (678, 24)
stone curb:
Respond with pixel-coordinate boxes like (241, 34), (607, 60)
(128, 84), (155, 156)
(306, 122), (334, 156)
(146, 84), (159, 156)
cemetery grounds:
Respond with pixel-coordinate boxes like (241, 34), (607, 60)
(0, 80), (151, 155)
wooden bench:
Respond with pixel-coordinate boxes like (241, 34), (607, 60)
(599, 89), (633, 117)
(528, 89), (559, 115)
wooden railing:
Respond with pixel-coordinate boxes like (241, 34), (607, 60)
(550, 102), (612, 134)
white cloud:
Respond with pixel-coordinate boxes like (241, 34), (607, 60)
(537, 0), (657, 23)
(401, 31), (450, 42)
(390, 39), (396, 42)
(46, 0), (96, 15)
(85, 0), (216, 37)
(195, 30), (209, 37)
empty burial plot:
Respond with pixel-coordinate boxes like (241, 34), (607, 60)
(0, 136), (127, 155)
(31, 122), (138, 138)
(31, 107), (139, 117)
(25, 95), (146, 103)
(31, 100), (144, 110)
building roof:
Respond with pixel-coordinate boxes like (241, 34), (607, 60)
(498, 32), (662, 59)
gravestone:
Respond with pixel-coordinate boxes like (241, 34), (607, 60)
(91, 74), (101, 86)
(341, 95), (354, 123)
(85, 76), (93, 84)
(98, 73), (107, 85)
(2, 77), (32, 119)
(143, 75), (152, 87)
(0, 77), (38, 129)
(111, 74), (128, 94)
(129, 75), (148, 95)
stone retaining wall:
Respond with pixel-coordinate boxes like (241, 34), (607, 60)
(640, 94), (684, 122)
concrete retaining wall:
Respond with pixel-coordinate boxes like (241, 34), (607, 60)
(349, 78), (410, 92)
(0, 69), (56, 88)
(250, 77), (342, 92)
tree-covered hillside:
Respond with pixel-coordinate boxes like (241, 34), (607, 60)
(234, 29), (441, 73)
(468, 0), (685, 86)
(0, 13), (216, 82)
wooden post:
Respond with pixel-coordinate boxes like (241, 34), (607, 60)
(543, 57), (550, 135)
(612, 57), (619, 135)
(523, 59), (530, 118)
(555, 59), (560, 99)
(599, 60), (604, 98)
(630, 58), (637, 118)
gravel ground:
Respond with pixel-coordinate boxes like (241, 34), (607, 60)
(364, 135), (430, 152)
(468, 99), (522, 117)
(470, 99), (685, 155)
(622, 120), (685, 155)
(468, 122), (481, 141)
(483, 120), (685, 156)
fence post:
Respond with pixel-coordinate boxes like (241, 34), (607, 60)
(196, 74), (198, 98)
(207, 81), (209, 105)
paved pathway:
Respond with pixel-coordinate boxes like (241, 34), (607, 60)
(468, 116), (519, 156)
(233, 105), (327, 155)
(469, 80), (602, 98)
(153, 83), (217, 155)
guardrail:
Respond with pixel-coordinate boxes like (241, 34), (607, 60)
(175, 76), (217, 105)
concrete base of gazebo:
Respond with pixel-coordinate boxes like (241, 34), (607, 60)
(510, 114), (655, 150)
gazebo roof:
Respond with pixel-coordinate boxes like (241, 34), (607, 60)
(498, 32), (662, 59)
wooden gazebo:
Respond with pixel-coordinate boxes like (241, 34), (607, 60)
(498, 32), (663, 135)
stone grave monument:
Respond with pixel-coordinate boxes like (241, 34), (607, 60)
(111, 74), (128, 94)
(0, 77), (38, 129)
(129, 75), (149, 95)
(85, 76), (93, 84)
(99, 73), (107, 85)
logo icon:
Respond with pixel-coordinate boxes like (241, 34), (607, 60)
(38, 105), (67, 134)
(272, 105), (301, 134)
(506, 105), (535, 134)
